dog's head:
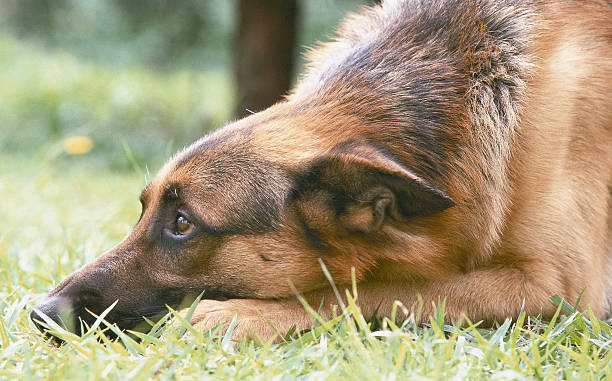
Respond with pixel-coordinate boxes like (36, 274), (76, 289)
(31, 104), (455, 335)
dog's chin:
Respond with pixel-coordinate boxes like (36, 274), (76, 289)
(110, 307), (173, 332)
(107, 292), (239, 336)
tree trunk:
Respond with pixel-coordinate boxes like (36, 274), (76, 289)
(234, 0), (298, 118)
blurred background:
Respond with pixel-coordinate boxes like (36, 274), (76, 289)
(0, 0), (370, 172)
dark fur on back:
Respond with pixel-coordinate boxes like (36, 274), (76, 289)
(295, 0), (532, 175)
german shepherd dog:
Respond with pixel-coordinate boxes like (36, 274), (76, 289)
(32, 0), (612, 342)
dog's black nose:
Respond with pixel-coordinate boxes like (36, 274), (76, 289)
(30, 296), (76, 334)
(29, 309), (46, 333)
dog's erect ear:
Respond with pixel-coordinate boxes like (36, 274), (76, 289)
(296, 144), (455, 234)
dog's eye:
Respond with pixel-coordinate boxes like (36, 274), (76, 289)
(174, 214), (194, 236)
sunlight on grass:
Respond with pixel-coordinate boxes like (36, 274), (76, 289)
(63, 136), (93, 155)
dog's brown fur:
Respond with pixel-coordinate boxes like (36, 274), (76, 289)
(33, 0), (612, 342)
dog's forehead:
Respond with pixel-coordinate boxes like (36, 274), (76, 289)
(171, 128), (275, 184)
(146, 130), (293, 231)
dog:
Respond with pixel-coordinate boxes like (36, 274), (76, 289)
(32, 0), (612, 342)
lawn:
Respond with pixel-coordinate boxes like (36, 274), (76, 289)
(1, 33), (612, 380)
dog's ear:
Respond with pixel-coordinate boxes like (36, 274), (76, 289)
(295, 144), (454, 234)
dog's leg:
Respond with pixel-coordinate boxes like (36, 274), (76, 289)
(186, 298), (318, 342)
(340, 269), (561, 324)
(186, 266), (564, 342)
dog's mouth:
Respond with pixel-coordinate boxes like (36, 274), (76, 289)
(30, 302), (173, 342)
(112, 305), (174, 332)
(31, 288), (240, 342)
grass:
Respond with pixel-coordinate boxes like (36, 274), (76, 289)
(1, 31), (612, 381)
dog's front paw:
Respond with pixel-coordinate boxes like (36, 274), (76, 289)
(182, 299), (308, 342)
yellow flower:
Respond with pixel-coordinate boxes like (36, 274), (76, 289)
(63, 136), (93, 155)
